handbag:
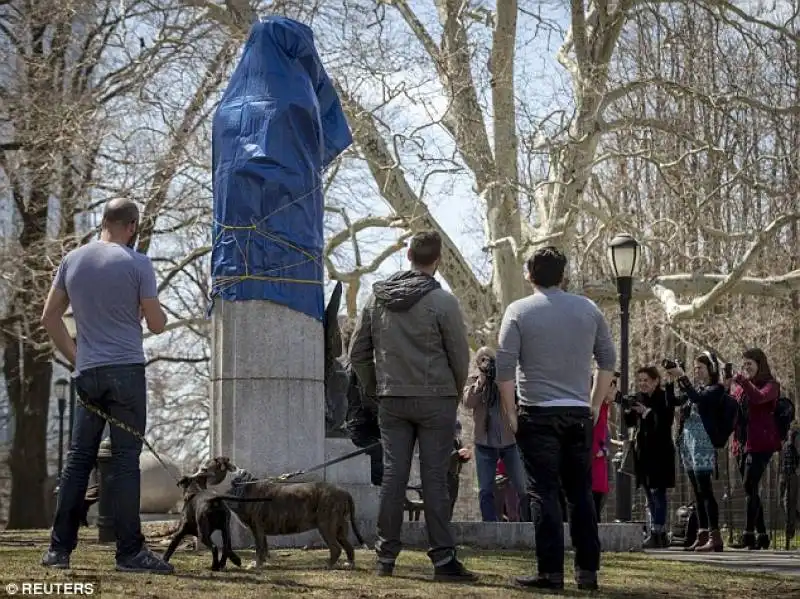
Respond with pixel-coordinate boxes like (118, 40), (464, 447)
(617, 440), (636, 478)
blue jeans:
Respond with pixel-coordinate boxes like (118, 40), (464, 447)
(49, 364), (147, 561)
(475, 443), (530, 522)
(644, 487), (668, 531)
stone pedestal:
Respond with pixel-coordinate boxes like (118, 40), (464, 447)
(210, 298), (325, 547)
(323, 437), (380, 521)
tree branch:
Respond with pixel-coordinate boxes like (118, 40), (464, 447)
(145, 355), (209, 368)
(652, 213), (800, 322)
(143, 317), (208, 340)
(324, 213), (407, 257)
(325, 233), (412, 282)
(583, 269), (800, 303)
(156, 246), (212, 294)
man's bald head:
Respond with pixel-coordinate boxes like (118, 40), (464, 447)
(102, 198), (140, 229)
(100, 198), (140, 247)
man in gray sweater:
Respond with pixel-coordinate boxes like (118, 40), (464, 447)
(496, 247), (617, 591)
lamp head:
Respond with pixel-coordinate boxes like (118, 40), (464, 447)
(608, 234), (640, 279)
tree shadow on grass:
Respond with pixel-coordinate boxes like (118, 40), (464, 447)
(172, 571), (314, 590)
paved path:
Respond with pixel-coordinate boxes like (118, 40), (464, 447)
(646, 548), (800, 577)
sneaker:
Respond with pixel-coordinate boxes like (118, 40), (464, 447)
(41, 550), (70, 569)
(514, 574), (565, 589)
(433, 558), (478, 583)
(115, 547), (174, 574)
(375, 561), (394, 577)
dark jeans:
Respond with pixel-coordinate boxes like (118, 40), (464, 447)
(687, 470), (718, 530)
(517, 405), (600, 576)
(375, 397), (458, 567)
(593, 492), (606, 522)
(738, 451), (772, 534)
(447, 471), (459, 519)
(644, 487), (668, 530)
(474, 443), (531, 522)
(49, 364), (147, 561)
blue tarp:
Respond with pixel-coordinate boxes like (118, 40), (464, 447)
(210, 16), (353, 322)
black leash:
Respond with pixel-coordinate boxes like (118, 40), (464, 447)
(76, 394), (379, 487)
(244, 441), (382, 484)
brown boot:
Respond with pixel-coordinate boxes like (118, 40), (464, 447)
(686, 529), (708, 551)
(696, 529), (723, 552)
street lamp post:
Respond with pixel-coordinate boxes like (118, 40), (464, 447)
(608, 233), (640, 523)
(54, 378), (69, 485)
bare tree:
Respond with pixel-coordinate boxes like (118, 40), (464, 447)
(0, 0), (236, 527)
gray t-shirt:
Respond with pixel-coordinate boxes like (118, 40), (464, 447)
(54, 241), (158, 374)
(496, 287), (616, 408)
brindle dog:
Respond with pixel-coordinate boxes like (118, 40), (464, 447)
(194, 456), (366, 570)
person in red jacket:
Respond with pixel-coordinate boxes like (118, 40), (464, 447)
(592, 372), (620, 522)
(729, 347), (782, 550)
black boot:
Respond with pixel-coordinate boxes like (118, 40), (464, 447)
(575, 569), (599, 591)
(756, 533), (770, 550)
(433, 558), (478, 583)
(514, 573), (565, 590)
(731, 532), (756, 550)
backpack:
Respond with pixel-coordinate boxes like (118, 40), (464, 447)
(775, 395), (796, 443)
(670, 503), (698, 548)
(698, 389), (739, 449)
(782, 428), (800, 476)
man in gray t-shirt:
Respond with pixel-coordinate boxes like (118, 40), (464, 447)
(40, 199), (172, 574)
(496, 247), (616, 592)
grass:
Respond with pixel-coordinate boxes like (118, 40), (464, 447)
(0, 528), (797, 599)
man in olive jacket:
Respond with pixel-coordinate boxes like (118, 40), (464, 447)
(349, 231), (474, 582)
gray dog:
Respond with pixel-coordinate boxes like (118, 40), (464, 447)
(194, 456), (366, 570)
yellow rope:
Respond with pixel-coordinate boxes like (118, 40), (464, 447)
(211, 182), (325, 291)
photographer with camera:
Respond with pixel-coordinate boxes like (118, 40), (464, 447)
(669, 352), (726, 552)
(462, 347), (530, 522)
(623, 365), (680, 548)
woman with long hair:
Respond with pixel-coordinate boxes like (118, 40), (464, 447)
(624, 366), (679, 548)
(462, 347), (530, 522)
(730, 348), (782, 550)
(668, 352), (725, 552)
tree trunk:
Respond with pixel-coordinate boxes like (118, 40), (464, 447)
(5, 338), (52, 529)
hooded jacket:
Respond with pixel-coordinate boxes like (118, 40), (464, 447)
(348, 270), (470, 399)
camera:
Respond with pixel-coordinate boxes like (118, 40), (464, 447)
(661, 358), (685, 371)
(477, 356), (496, 380)
(723, 362), (734, 379)
(613, 392), (636, 409)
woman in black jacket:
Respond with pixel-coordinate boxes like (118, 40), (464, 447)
(668, 352), (726, 552)
(624, 366), (681, 548)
